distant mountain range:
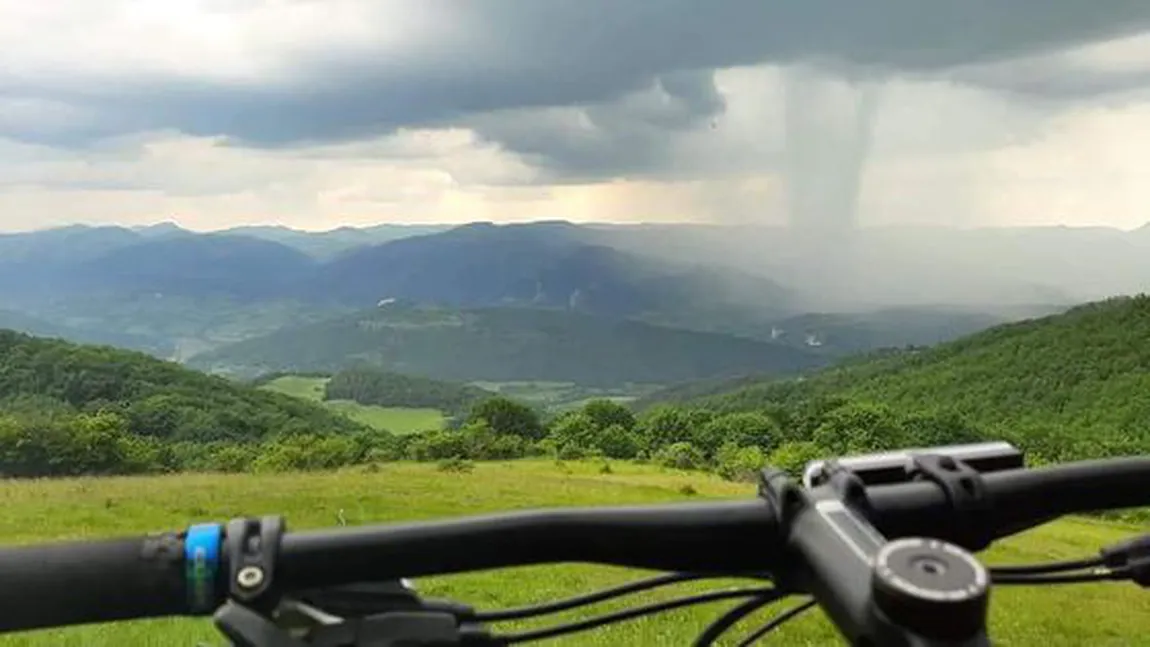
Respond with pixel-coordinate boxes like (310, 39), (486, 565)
(3, 220), (1145, 370)
(222, 223), (452, 260)
(301, 222), (793, 328)
(187, 303), (827, 386)
(0, 221), (795, 339)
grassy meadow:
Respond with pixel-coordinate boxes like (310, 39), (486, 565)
(0, 461), (1146, 646)
(261, 375), (446, 434)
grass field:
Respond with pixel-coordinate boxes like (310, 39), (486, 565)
(261, 376), (446, 434)
(0, 461), (1146, 646)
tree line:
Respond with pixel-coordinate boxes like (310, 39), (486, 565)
(4, 297), (1150, 485)
(322, 367), (492, 418)
(1, 385), (1143, 483)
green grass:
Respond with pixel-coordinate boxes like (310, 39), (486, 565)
(324, 401), (445, 434)
(0, 461), (1146, 646)
(261, 376), (445, 434)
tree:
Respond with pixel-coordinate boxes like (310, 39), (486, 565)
(549, 412), (598, 453)
(811, 401), (904, 454)
(767, 441), (828, 477)
(468, 397), (545, 440)
(580, 399), (636, 432)
(653, 442), (706, 470)
(598, 424), (642, 459)
(694, 412), (781, 456)
(715, 443), (766, 482)
(636, 406), (714, 451)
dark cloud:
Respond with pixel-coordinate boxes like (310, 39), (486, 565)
(6, 0), (1150, 180)
(951, 64), (1150, 102)
(464, 69), (732, 183)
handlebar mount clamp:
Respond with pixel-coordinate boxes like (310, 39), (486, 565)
(909, 454), (993, 551)
(225, 516), (286, 612)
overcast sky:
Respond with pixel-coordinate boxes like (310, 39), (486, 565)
(4, 1), (1150, 233)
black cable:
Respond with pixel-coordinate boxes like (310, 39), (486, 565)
(993, 568), (1131, 585)
(497, 586), (777, 644)
(735, 599), (817, 647)
(692, 591), (788, 647)
(475, 573), (706, 622)
(990, 557), (1104, 575)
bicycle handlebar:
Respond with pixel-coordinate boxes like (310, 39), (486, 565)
(0, 453), (1147, 643)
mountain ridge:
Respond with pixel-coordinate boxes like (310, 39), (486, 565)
(187, 303), (828, 386)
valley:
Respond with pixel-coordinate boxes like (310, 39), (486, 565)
(1, 221), (1148, 646)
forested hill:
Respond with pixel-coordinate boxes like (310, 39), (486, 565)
(0, 329), (368, 444)
(650, 295), (1150, 458)
(0, 309), (173, 356)
(188, 304), (827, 386)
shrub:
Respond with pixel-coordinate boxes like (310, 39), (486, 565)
(715, 443), (766, 482)
(557, 443), (589, 460)
(654, 442), (706, 470)
(767, 441), (828, 477)
(437, 457), (475, 473)
(598, 424), (642, 459)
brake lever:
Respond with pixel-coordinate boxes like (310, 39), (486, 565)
(216, 598), (499, 647)
(216, 602), (308, 647)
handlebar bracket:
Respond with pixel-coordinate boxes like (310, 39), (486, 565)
(226, 516), (286, 612)
(909, 454), (993, 550)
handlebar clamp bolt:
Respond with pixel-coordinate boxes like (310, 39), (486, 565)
(871, 537), (989, 641)
(236, 566), (266, 590)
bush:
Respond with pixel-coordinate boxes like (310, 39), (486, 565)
(580, 399), (636, 432)
(715, 443), (766, 482)
(767, 441), (828, 477)
(209, 444), (259, 473)
(811, 402), (903, 455)
(437, 457), (475, 473)
(549, 412), (598, 451)
(532, 438), (559, 457)
(406, 430), (470, 461)
(468, 397), (544, 440)
(695, 412), (781, 456)
(654, 442), (706, 470)
(557, 443), (589, 460)
(636, 407), (715, 451)
(598, 424), (642, 459)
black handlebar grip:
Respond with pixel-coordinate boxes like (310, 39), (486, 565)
(0, 532), (189, 632)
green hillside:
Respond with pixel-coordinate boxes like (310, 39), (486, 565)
(0, 330), (374, 476)
(187, 304), (825, 386)
(762, 304), (1063, 356)
(652, 295), (1150, 460)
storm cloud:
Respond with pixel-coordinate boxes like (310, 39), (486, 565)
(6, 0), (1150, 154)
(4, 1), (1150, 234)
